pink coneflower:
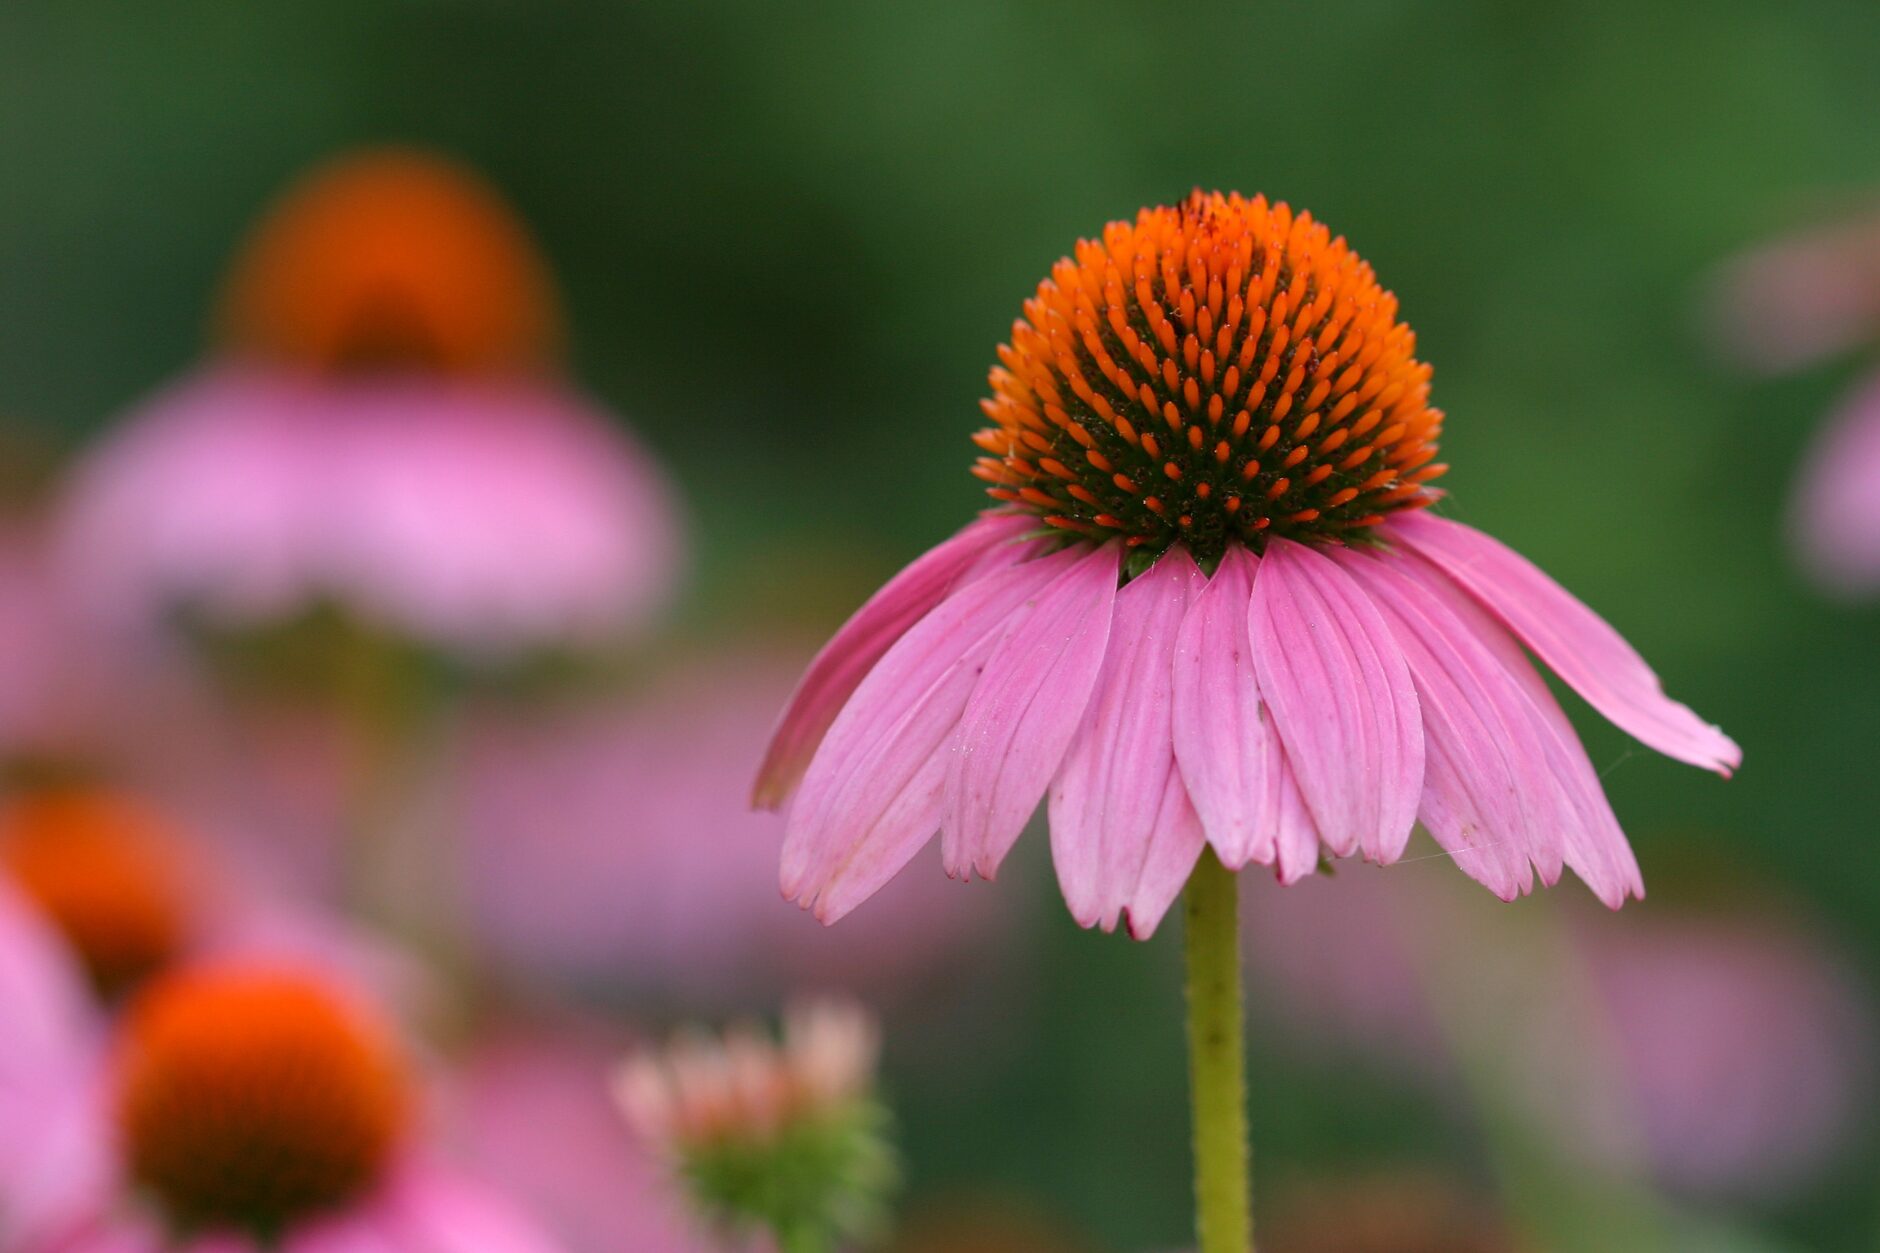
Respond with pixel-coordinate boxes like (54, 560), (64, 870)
(56, 961), (561, 1253)
(57, 148), (680, 660)
(756, 191), (1737, 1253)
(1708, 203), (1880, 593)
(759, 191), (1738, 936)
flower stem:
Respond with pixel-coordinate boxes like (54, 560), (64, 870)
(1184, 849), (1252, 1253)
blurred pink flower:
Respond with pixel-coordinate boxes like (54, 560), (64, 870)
(0, 879), (113, 1250)
(444, 1024), (726, 1253)
(59, 368), (680, 658)
(55, 149), (681, 661)
(1708, 205), (1880, 594)
(457, 656), (1016, 1006)
(1785, 370), (1880, 594)
(1708, 207), (1880, 375)
(32, 961), (563, 1253)
(1242, 862), (1875, 1201)
(0, 792), (460, 1251)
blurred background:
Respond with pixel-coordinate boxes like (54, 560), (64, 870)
(2, 1), (1878, 1250)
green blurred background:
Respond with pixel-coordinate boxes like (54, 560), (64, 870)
(3, 1), (1877, 1248)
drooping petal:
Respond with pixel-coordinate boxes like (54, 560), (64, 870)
(1049, 549), (1205, 932)
(1271, 753), (1322, 885)
(1395, 551), (1644, 906)
(754, 512), (1035, 808)
(943, 542), (1121, 880)
(1249, 540), (1424, 863)
(1171, 546), (1282, 869)
(1122, 771), (1209, 940)
(1337, 550), (1551, 900)
(1385, 512), (1740, 776)
(782, 547), (1077, 922)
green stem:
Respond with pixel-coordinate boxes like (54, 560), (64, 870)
(1184, 849), (1253, 1253)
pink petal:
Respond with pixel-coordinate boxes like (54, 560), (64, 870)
(782, 546), (1078, 922)
(381, 1166), (566, 1253)
(56, 367), (687, 657)
(1048, 549), (1206, 932)
(1395, 552), (1644, 906)
(754, 512), (1034, 808)
(943, 541), (1121, 880)
(1170, 546), (1282, 869)
(323, 380), (684, 654)
(1272, 753), (1322, 884)
(0, 880), (92, 1070)
(1337, 550), (1555, 900)
(1122, 770), (1209, 940)
(1249, 540), (1424, 863)
(1385, 513), (1740, 776)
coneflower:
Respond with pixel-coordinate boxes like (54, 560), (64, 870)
(757, 191), (1738, 1251)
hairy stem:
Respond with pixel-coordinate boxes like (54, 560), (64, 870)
(1184, 849), (1253, 1253)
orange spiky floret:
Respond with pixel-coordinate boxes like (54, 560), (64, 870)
(973, 191), (1445, 563)
(217, 149), (561, 375)
(115, 966), (408, 1235)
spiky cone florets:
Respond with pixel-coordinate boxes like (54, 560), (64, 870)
(975, 190), (1445, 567)
(613, 999), (896, 1247)
(114, 965), (408, 1238)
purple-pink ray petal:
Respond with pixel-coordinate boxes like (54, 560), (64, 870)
(1338, 550), (1553, 900)
(781, 546), (1077, 921)
(1049, 549), (1205, 932)
(1122, 771), (1209, 940)
(1249, 540), (1424, 864)
(1171, 546), (1282, 869)
(943, 542), (1121, 880)
(1385, 512), (1740, 777)
(1272, 753), (1322, 885)
(754, 512), (1035, 809)
(1396, 551), (1644, 906)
